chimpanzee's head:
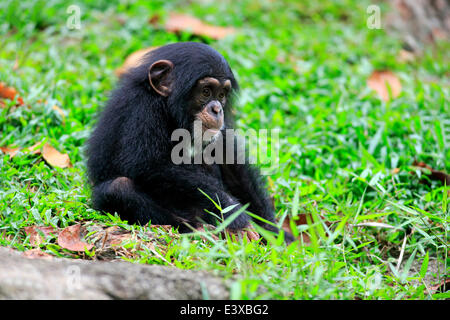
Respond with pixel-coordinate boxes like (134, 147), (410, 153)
(142, 42), (238, 136)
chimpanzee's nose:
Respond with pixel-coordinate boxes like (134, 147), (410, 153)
(207, 101), (223, 118)
(212, 104), (222, 114)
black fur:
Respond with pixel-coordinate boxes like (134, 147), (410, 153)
(87, 42), (293, 243)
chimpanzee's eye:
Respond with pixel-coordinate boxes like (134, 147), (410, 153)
(202, 87), (211, 97)
(218, 91), (225, 99)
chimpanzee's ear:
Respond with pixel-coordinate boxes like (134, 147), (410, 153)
(148, 60), (174, 97)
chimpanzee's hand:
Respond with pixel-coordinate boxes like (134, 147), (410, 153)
(225, 225), (260, 242)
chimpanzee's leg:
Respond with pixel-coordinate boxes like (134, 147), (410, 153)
(92, 177), (181, 226)
(136, 164), (251, 231)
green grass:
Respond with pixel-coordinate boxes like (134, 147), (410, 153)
(0, 0), (449, 299)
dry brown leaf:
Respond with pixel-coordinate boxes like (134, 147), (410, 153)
(148, 14), (160, 25)
(0, 146), (20, 158)
(1, 142), (43, 159)
(0, 82), (24, 106)
(148, 224), (176, 234)
(367, 70), (402, 101)
(412, 160), (450, 185)
(42, 142), (72, 168)
(115, 47), (159, 77)
(22, 248), (53, 260)
(281, 214), (311, 244)
(1, 142), (43, 158)
(164, 13), (235, 40)
(281, 213), (332, 245)
(24, 225), (58, 246)
(103, 226), (135, 245)
(0, 82), (17, 100)
(57, 224), (94, 252)
(27, 142), (43, 155)
(430, 278), (449, 293)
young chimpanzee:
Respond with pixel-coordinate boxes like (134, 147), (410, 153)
(87, 42), (294, 243)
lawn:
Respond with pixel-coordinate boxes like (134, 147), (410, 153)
(0, 0), (448, 299)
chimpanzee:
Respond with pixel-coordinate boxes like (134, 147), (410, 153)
(87, 42), (294, 244)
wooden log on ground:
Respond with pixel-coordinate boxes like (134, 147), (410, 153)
(0, 247), (229, 300)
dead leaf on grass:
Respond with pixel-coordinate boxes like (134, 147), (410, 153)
(281, 214), (311, 245)
(0, 146), (20, 158)
(430, 278), (449, 293)
(412, 160), (450, 185)
(367, 70), (402, 101)
(24, 225), (58, 246)
(42, 143), (72, 168)
(115, 47), (159, 77)
(22, 248), (53, 260)
(0, 82), (24, 106)
(26, 142), (44, 155)
(163, 13), (235, 40)
(102, 226), (135, 246)
(281, 211), (332, 245)
(57, 224), (94, 252)
(1, 142), (42, 158)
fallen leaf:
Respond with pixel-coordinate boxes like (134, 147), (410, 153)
(24, 225), (58, 246)
(148, 14), (160, 25)
(413, 160), (450, 185)
(0, 82), (24, 106)
(0, 146), (20, 158)
(367, 70), (402, 101)
(430, 278), (449, 293)
(281, 214), (311, 244)
(103, 226), (135, 245)
(27, 142), (44, 155)
(57, 224), (94, 252)
(164, 13), (235, 40)
(22, 249), (53, 260)
(281, 212), (332, 245)
(115, 47), (159, 77)
(84, 224), (155, 261)
(0, 82), (18, 100)
(148, 224), (176, 234)
(42, 143), (72, 168)
(1, 142), (43, 159)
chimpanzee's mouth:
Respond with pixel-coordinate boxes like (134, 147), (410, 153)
(202, 124), (221, 134)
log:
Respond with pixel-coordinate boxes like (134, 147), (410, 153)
(0, 247), (229, 299)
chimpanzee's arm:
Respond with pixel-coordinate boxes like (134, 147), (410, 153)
(221, 164), (274, 226)
(219, 133), (295, 243)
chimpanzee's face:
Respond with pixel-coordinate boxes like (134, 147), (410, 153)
(191, 77), (231, 135)
(147, 59), (233, 137)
